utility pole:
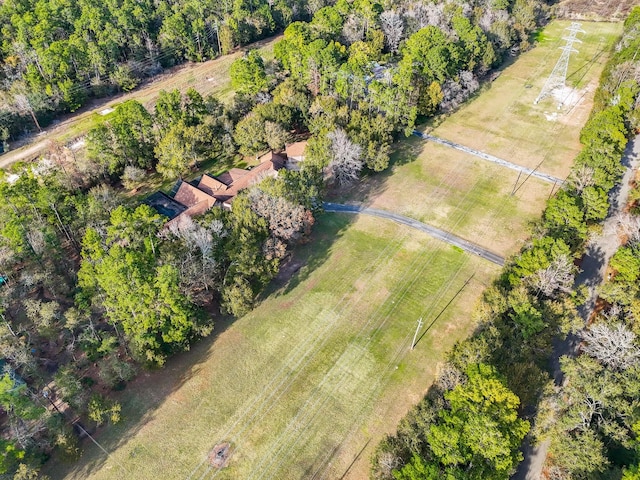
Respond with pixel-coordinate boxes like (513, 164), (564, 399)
(512, 160), (545, 196)
(411, 317), (424, 350)
(215, 22), (222, 54)
(511, 170), (522, 196)
(534, 22), (585, 107)
(548, 179), (559, 200)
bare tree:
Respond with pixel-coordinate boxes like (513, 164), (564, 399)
(263, 236), (287, 260)
(249, 189), (314, 241)
(404, 2), (446, 33)
(327, 128), (363, 187)
(436, 363), (464, 391)
(380, 11), (404, 53)
(440, 72), (479, 112)
(531, 254), (577, 298)
(264, 121), (290, 151)
(581, 322), (640, 370)
(13, 93), (42, 132)
(614, 212), (640, 243)
(168, 215), (214, 258)
(166, 215), (224, 300)
(375, 451), (402, 479)
(306, 0), (327, 15)
(478, 9), (512, 48)
(25, 228), (46, 256)
(568, 165), (595, 193)
(342, 14), (365, 45)
(121, 165), (146, 191)
(88, 184), (120, 214)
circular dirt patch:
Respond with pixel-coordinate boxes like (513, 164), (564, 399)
(208, 442), (231, 468)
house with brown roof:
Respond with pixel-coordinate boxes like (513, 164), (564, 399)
(284, 141), (307, 171)
(158, 150), (286, 228)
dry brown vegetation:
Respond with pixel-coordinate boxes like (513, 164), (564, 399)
(555, 0), (640, 21)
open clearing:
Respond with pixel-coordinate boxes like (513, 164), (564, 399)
(47, 20), (620, 480)
(343, 139), (553, 256)
(0, 36), (279, 169)
(428, 21), (621, 179)
(340, 20), (621, 258)
(47, 215), (498, 480)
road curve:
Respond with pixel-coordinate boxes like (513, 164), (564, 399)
(323, 202), (505, 266)
(412, 130), (564, 185)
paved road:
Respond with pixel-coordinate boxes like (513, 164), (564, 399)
(412, 130), (564, 185)
(323, 202), (505, 266)
(511, 134), (640, 480)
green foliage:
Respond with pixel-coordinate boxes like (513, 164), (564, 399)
(0, 374), (45, 421)
(581, 185), (609, 222)
(580, 106), (628, 156)
(221, 195), (279, 316)
(543, 189), (587, 248)
(312, 7), (344, 39)
(392, 455), (440, 480)
(399, 27), (460, 85)
(452, 15), (495, 73)
(155, 121), (200, 179)
(98, 357), (136, 389)
(0, 0), (295, 132)
(550, 428), (609, 477)
(109, 65), (139, 92)
(0, 439), (25, 475)
(508, 286), (545, 339)
(87, 100), (156, 175)
(234, 112), (269, 155)
(425, 364), (529, 478)
(54, 366), (89, 412)
(13, 463), (50, 480)
(610, 246), (640, 284)
(506, 236), (571, 287)
(230, 50), (269, 95)
(88, 394), (122, 426)
(78, 205), (202, 365)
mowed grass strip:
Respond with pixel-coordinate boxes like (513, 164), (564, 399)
(47, 215), (497, 480)
(344, 137), (552, 256)
(429, 20), (622, 178)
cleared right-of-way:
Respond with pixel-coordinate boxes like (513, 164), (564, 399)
(412, 130), (564, 185)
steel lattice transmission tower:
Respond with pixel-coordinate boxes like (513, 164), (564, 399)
(534, 22), (585, 106)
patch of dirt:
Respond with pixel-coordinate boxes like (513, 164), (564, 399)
(208, 442), (231, 468)
(274, 256), (305, 286)
(555, 0), (637, 21)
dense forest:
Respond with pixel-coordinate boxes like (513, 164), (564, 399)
(0, 0), (556, 476)
(371, 7), (640, 480)
(0, 0), (309, 140)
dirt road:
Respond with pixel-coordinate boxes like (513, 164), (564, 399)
(511, 134), (640, 480)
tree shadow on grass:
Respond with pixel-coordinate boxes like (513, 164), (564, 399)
(265, 131), (427, 299)
(263, 213), (356, 298)
(42, 313), (237, 480)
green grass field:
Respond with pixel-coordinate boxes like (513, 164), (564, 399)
(340, 138), (552, 256)
(430, 21), (622, 179)
(46, 215), (497, 480)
